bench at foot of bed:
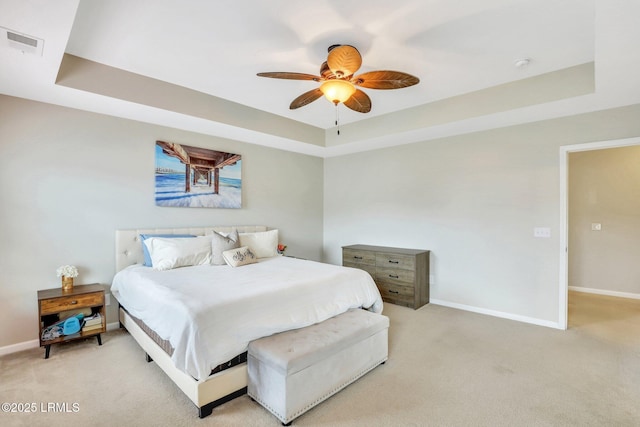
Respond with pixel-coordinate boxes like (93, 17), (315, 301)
(247, 308), (389, 425)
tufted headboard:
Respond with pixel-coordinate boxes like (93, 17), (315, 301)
(115, 225), (267, 272)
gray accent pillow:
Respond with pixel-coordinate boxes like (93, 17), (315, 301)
(211, 229), (240, 265)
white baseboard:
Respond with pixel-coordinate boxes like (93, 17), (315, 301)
(0, 322), (122, 356)
(430, 299), (562, 330)
(0, 339), (39, 357)
(569, 286), (640, 300)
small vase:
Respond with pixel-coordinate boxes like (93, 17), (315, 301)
(62, 276), (74, 291)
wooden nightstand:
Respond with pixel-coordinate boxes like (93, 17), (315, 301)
(37, 283), (106, 359)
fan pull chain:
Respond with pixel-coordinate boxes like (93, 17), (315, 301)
(335, 103), (340, 136)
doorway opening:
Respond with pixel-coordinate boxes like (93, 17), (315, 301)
(559, 136), (640, 329)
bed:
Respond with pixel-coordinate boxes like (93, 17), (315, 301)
(111, 226), (383, 418)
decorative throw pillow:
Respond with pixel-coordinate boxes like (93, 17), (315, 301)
(139, 234), (196, 267)
(222, 246), (258, 267)
(211, 229), (240, 265)
(238, 229), (278, 258)
(144, 235), (212, 271)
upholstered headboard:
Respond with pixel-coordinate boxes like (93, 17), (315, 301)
(115, 225), (267, 272)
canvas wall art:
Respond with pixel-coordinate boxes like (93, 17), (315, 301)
(155, 141), (242, 208)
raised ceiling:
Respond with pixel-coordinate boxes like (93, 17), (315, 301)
(1, 0), (639, 156)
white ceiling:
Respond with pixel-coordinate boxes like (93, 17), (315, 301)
(1, 0), (639, 157)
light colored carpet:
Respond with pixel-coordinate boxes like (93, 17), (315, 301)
(2, 292), (640, 427)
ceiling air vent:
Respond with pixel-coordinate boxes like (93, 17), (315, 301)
(1, 26), (44, 56)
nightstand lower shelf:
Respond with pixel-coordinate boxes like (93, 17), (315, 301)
(42, 332), (103, 359)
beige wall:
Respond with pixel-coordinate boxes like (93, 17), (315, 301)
(569, 146), (640, 295)
(3, 92), (640, 349)
(0, 95), (324, 349)
(324, 104), (640, 325)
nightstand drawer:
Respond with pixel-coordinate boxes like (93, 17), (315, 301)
(343, 248), (376, 266)
(376, 252), (415, 270)
(40, 292), (104, 315)
(376, 267), (415, 284)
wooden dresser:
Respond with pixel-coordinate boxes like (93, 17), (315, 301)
(342, 244), (430, 309)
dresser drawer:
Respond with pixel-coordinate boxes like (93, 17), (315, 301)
(376, 267), (415, 284)
(343, 248), (376, 266)
(376, 252), (415, 270)
(40, 292), (104, 315)
(376, 281), (415, 307)
(343, 261), (376, 277)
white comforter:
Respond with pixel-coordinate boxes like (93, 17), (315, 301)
(111, 256), (383, 380)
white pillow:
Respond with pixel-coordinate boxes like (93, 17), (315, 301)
(144, 235), (213, 271)
(238, 229), (278, 258)
(222, 246), (257, 267)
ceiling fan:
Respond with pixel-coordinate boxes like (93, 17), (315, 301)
(257, 44), (419, 114)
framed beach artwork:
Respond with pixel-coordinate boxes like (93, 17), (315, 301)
(154, 141), (242, 208)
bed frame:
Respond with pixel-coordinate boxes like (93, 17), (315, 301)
(113, 225), (267, 418)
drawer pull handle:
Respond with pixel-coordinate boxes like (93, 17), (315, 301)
(389, 290), (399, 294)
(388, 260), (399, 264)
(353, 256), (363, 260)
(389, 275), (399, 279)
(69, 300), (78, 305)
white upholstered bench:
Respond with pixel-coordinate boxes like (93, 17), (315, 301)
(247, 308), (389, 425)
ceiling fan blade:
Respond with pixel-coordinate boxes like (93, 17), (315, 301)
(289, 88), (324, 109)
(326, 45), (362, 78)
(319, 61), (336, 80)
(257, 72), (322, 81)
(352, 70), (419, 89)
(343, 89), (371, 113)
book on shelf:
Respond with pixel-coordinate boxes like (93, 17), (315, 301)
(82, 323), (103, 332)
(83, 313), (102, 327)
(84, 312), (101, 321)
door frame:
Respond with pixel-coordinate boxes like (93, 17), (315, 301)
(558, 136), (640, 329)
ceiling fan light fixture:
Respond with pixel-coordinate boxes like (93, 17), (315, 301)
(258, 43), (418, 114)
(320, 79), (356, 104)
